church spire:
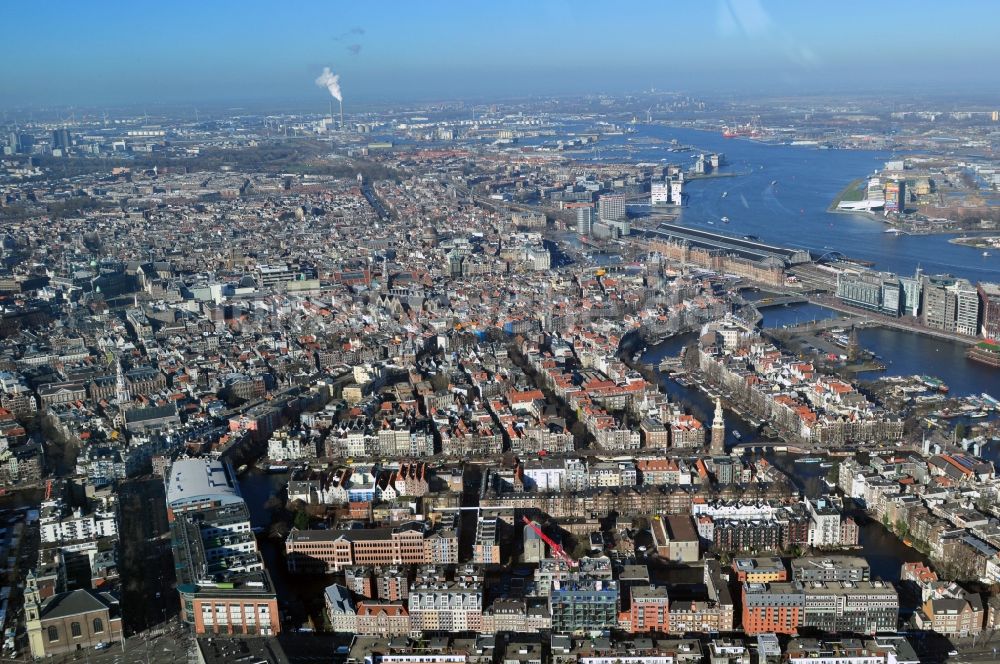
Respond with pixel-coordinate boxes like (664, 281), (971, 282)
(710, 398), (725, 455)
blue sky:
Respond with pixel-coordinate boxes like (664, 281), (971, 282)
(3, 0), (1000, 107)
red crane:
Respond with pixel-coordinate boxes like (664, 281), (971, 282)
(522, 516), (578, 568)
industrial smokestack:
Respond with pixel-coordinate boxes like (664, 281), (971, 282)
(339, 99), (344, 132)
(315, 67), (342, 102)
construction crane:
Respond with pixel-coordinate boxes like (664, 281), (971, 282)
(522, 516), (578, 568)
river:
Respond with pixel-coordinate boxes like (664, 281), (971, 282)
(566, 124), (998, 284)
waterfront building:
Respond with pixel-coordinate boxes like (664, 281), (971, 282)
(791, 556), (870, 583)
(165, 458), (279, 636)
(899, 269), (923, 317)
(835, 271), (901, 316)
(651, 181), (671, 206)
(979, 282), (1000, 339)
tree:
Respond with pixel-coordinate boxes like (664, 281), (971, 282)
(955, 423), (968, 441)
(430, 372), (450, 393)
(825, 461), (841, 485)
(293, 509), (310, 531)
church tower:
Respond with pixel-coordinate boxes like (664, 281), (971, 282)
(710, 398), (726, 455)
(115, 357), (130, 405)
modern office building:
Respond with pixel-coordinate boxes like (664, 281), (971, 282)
(550, 579), (619, 634)
(979, 282), (1000, 339)
(835, 272), (901, 316)
(651, 181), (671, 206)
(166, 458), (279, 636)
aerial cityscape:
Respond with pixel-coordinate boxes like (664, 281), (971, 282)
(4, 2), (1000, 663)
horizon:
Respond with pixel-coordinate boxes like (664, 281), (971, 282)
(3, 0), (1000, 108)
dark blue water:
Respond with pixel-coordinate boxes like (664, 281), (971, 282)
(855, 327), (999, 397)
(640, 333), (759, 448)
(759, 302), (844, 329)
(579, 124), (999, 283)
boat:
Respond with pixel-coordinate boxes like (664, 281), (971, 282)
(266, 464), (289, 473)
(795, 457), (822, 464)
(770, 179), (777, 186)
(236, 464), (248, 475)
(721, 216), (730, 223)
(985, 251), (991, 257)
(819, 462), (834, 468)
(731, 430), (742, 440)
(721, 191), (728, 198)
(968, 411), (989, 419)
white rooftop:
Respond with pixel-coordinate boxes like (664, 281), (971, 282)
(165, 458), (242, 508)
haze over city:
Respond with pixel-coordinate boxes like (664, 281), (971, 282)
(4, 0), (1000, 106)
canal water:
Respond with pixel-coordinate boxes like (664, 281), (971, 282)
(639, 332), (760, 449)
(238, 468), (320, 627)
(751, 302), (996, 397)
(855, 327), (998, 397)
(577, 124), (999, 284)
(758, 302), (844, 329)
(640, 330), (936, 583)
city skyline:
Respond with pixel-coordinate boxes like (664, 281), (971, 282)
(4, 0), (1000, 107)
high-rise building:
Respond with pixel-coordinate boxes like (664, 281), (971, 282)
(922, 275), (979, 335)
(899, 268), (923, 317)
(978, 282), (1000, 339)
(51, 128), (71, 151)
(884, 180), (904, 212)
(597, 193), (626, 222)
(922, 275), (956, 330)
(952, 279), (980, 336)
(576, 206), (593, 236)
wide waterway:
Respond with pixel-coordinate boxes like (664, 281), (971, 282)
(573, 124), (999, 284)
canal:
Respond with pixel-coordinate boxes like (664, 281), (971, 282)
(238, 468), (328, 629)
(640, 329), (934, 584)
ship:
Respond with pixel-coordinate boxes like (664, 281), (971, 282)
(266, 463), (289, 473)
(722, 115), (766, 139)
(721, 216), (730, 223)
(721, 191), (728, 198)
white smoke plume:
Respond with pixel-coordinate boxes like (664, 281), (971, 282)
(315, 67), (342, 102)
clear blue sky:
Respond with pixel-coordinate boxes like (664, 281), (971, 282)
(3, 0), (1000, 107)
